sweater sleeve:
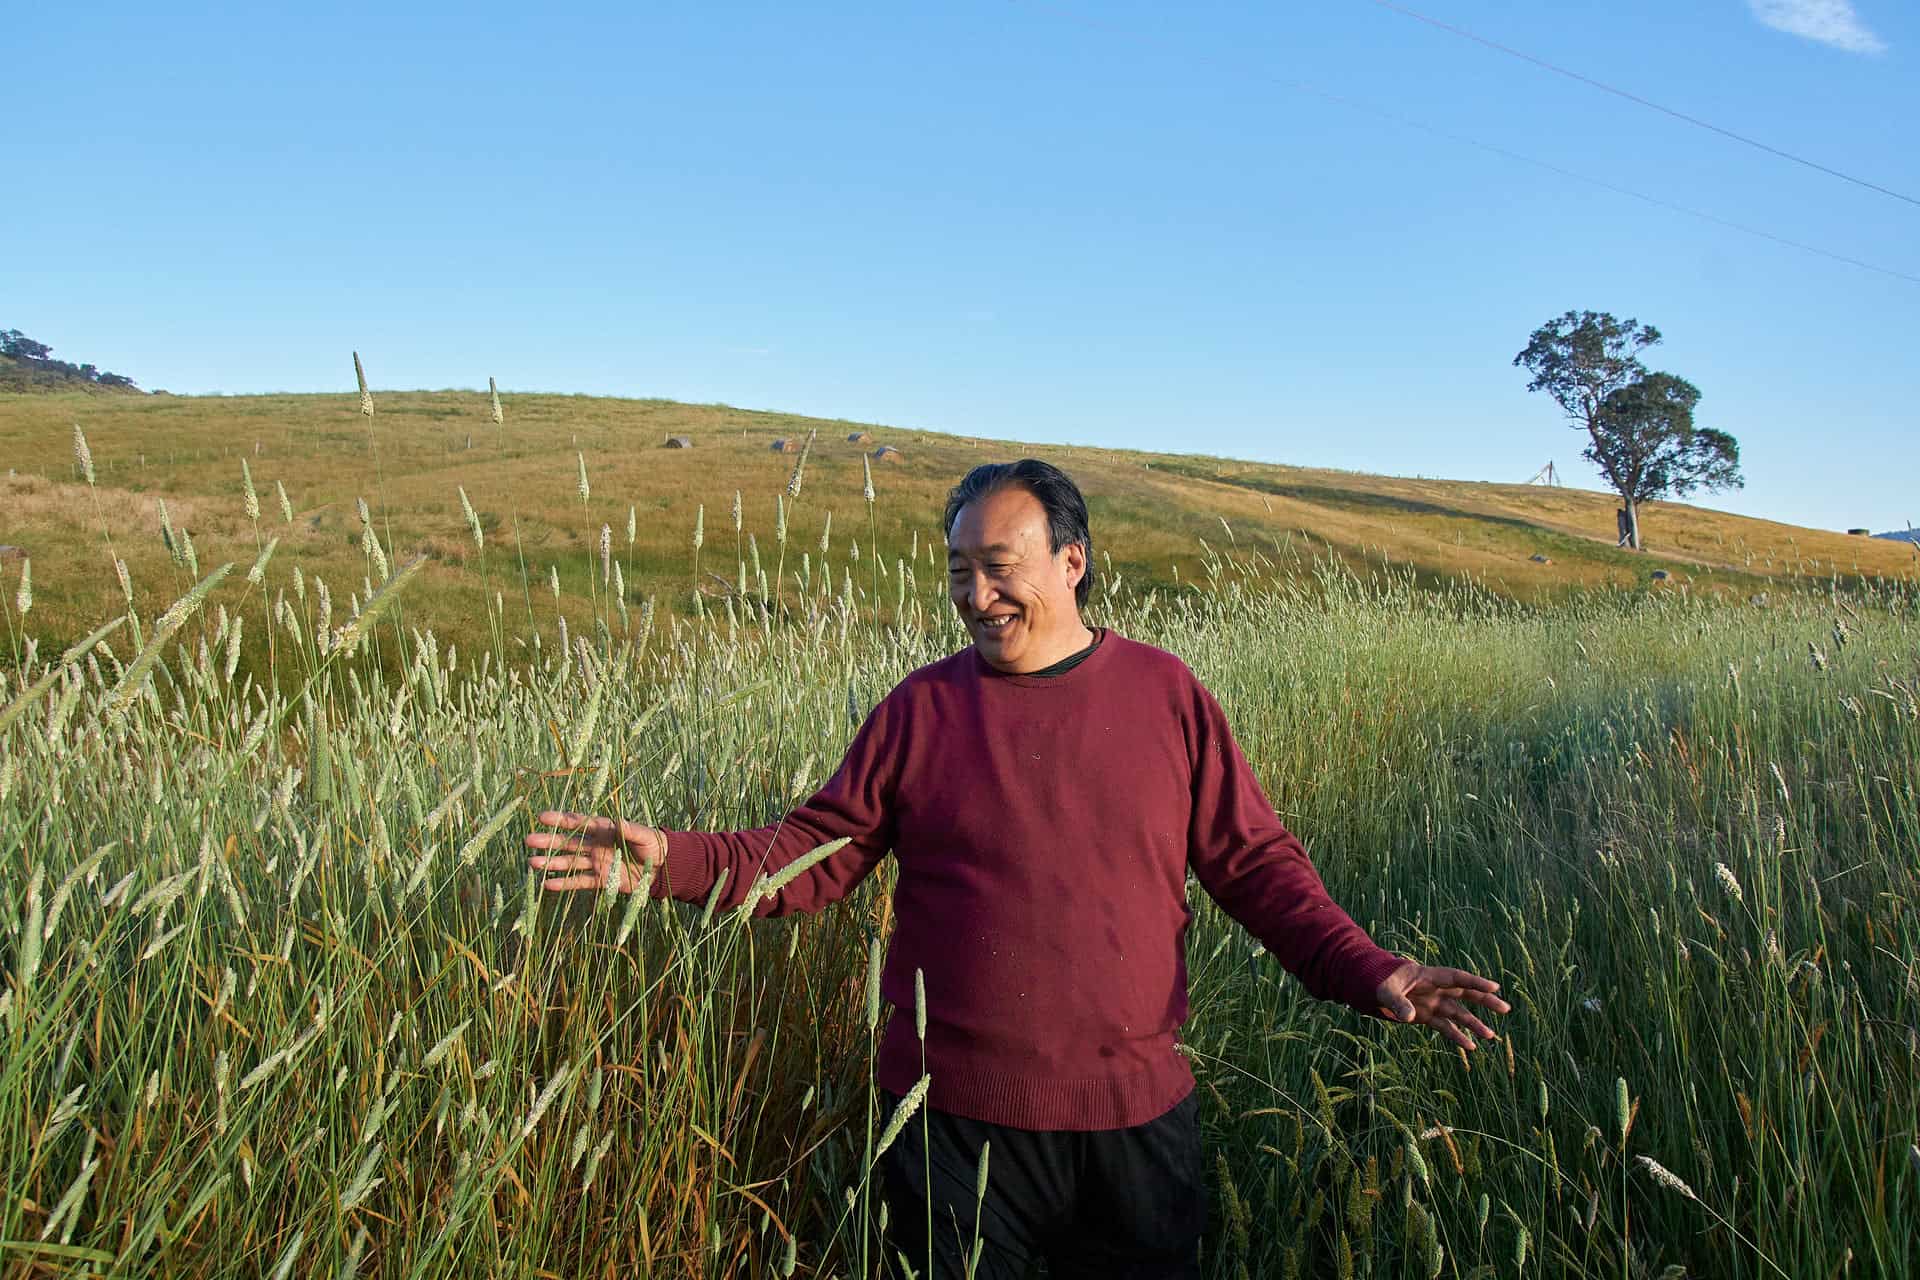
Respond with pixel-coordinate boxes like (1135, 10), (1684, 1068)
(1182, 678), (1406, 1017)
(653, 693), (901, 917)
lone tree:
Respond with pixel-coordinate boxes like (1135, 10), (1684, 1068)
(1514, 311), (1742, 550)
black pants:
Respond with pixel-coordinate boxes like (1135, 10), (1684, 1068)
(879, 1089), (1205, 1280)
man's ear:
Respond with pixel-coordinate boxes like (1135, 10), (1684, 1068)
(1062, 540), (1087, 588)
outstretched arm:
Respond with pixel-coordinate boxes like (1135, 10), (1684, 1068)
(1183, 677), (1510, 1048)
(525, 693), (903, 916)
(526, 792), (887, 916)
(1183, 681), (1404, 1012)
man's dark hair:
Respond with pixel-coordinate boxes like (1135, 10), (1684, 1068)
(943, 460), (1096, 609)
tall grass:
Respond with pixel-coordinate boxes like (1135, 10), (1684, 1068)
(0, 406), (1916, 1277)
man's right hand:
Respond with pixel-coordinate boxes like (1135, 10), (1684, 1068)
(524, 811), (663, 893)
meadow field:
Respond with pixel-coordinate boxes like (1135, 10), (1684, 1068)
(2, 389), (1917, 1277)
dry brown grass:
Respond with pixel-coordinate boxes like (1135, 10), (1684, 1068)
(2, 388), (1909, 663)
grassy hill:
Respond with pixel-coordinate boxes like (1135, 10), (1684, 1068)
(0, 353), (146, 395)
(2, 388), (1912, 658)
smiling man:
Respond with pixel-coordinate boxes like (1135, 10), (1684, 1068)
(526, 459), (1508, 1278)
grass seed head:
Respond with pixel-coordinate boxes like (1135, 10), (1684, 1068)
(341, 1143), (384, 1211)
(353, 351), (373, 417)
(331, 556), (422, 655)
(360, 523), (389, 582)
(17, 868), (45, 989)
(268, 1230), (305, 1280)
(568, 1123), (592, 1169)
(873, 1074), (930, 1161)
(214, 1050), (230, 1133)
(865, 935), (884, 1031)
(1404, 1134), (1431, 1189)
(583, 1130), (615, 1189)
(1636, 1155), (1697, 1199)
(246, 538), (278, 586)
(785, 430), (813, 498)
(73, 424), (94, 485)
(421, 1020), (470, 1070)
(107, 563), (233, 717)
(457, 797), (525, 868)
(460, 487), (483, 552)
(521, 1069), (569, 1138)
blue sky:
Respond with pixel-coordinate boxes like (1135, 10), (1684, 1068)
(11, 1), (1916, 533)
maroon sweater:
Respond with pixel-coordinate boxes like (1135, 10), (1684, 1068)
(658, 632), (1405, 1131)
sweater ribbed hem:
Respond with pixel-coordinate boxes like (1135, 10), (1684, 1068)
(876, 1021), (1195, 1132)
(656, 829), (724, 901)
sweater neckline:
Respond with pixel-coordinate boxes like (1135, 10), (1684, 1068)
(972, 627), (1117, 688)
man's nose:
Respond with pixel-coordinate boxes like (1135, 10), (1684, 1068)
(960, 569), (994, 611)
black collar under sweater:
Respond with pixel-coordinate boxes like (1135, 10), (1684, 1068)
(1025, 627), (1104, 678)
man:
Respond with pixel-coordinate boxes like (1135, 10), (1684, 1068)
(526, 460), (1508, 1278)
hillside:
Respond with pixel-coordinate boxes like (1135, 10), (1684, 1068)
(0, 328), (144, 394)
(1, 389), (1912, 655)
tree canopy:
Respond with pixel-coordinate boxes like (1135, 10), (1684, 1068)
(0, 328), (143, 393)
(1514, 311), (1740, 551)
(1586, 372), (1742, 506)
(1513, 311), (1660, 430)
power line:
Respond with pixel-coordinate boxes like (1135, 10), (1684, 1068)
(1017, 0), (1920, 287)
(1355, 101), (1920, 287)
(1364, 0), (1920, 210)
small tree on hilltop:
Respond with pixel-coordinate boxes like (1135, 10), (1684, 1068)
(1514, 311), (1741, 550)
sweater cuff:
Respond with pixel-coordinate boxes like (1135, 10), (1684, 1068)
(1344, 948), (1413, 1019)
(654, 829), (717, 902)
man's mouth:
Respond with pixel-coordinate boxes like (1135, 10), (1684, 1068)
(976, 614), (1016, 632)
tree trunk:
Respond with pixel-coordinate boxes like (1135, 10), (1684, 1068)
(1625, 498), (1642, 551)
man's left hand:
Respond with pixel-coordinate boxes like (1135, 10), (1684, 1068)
(1375, 962), (1511, 1051)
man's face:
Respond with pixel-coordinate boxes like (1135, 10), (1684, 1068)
(946, 486), (1087, 673)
